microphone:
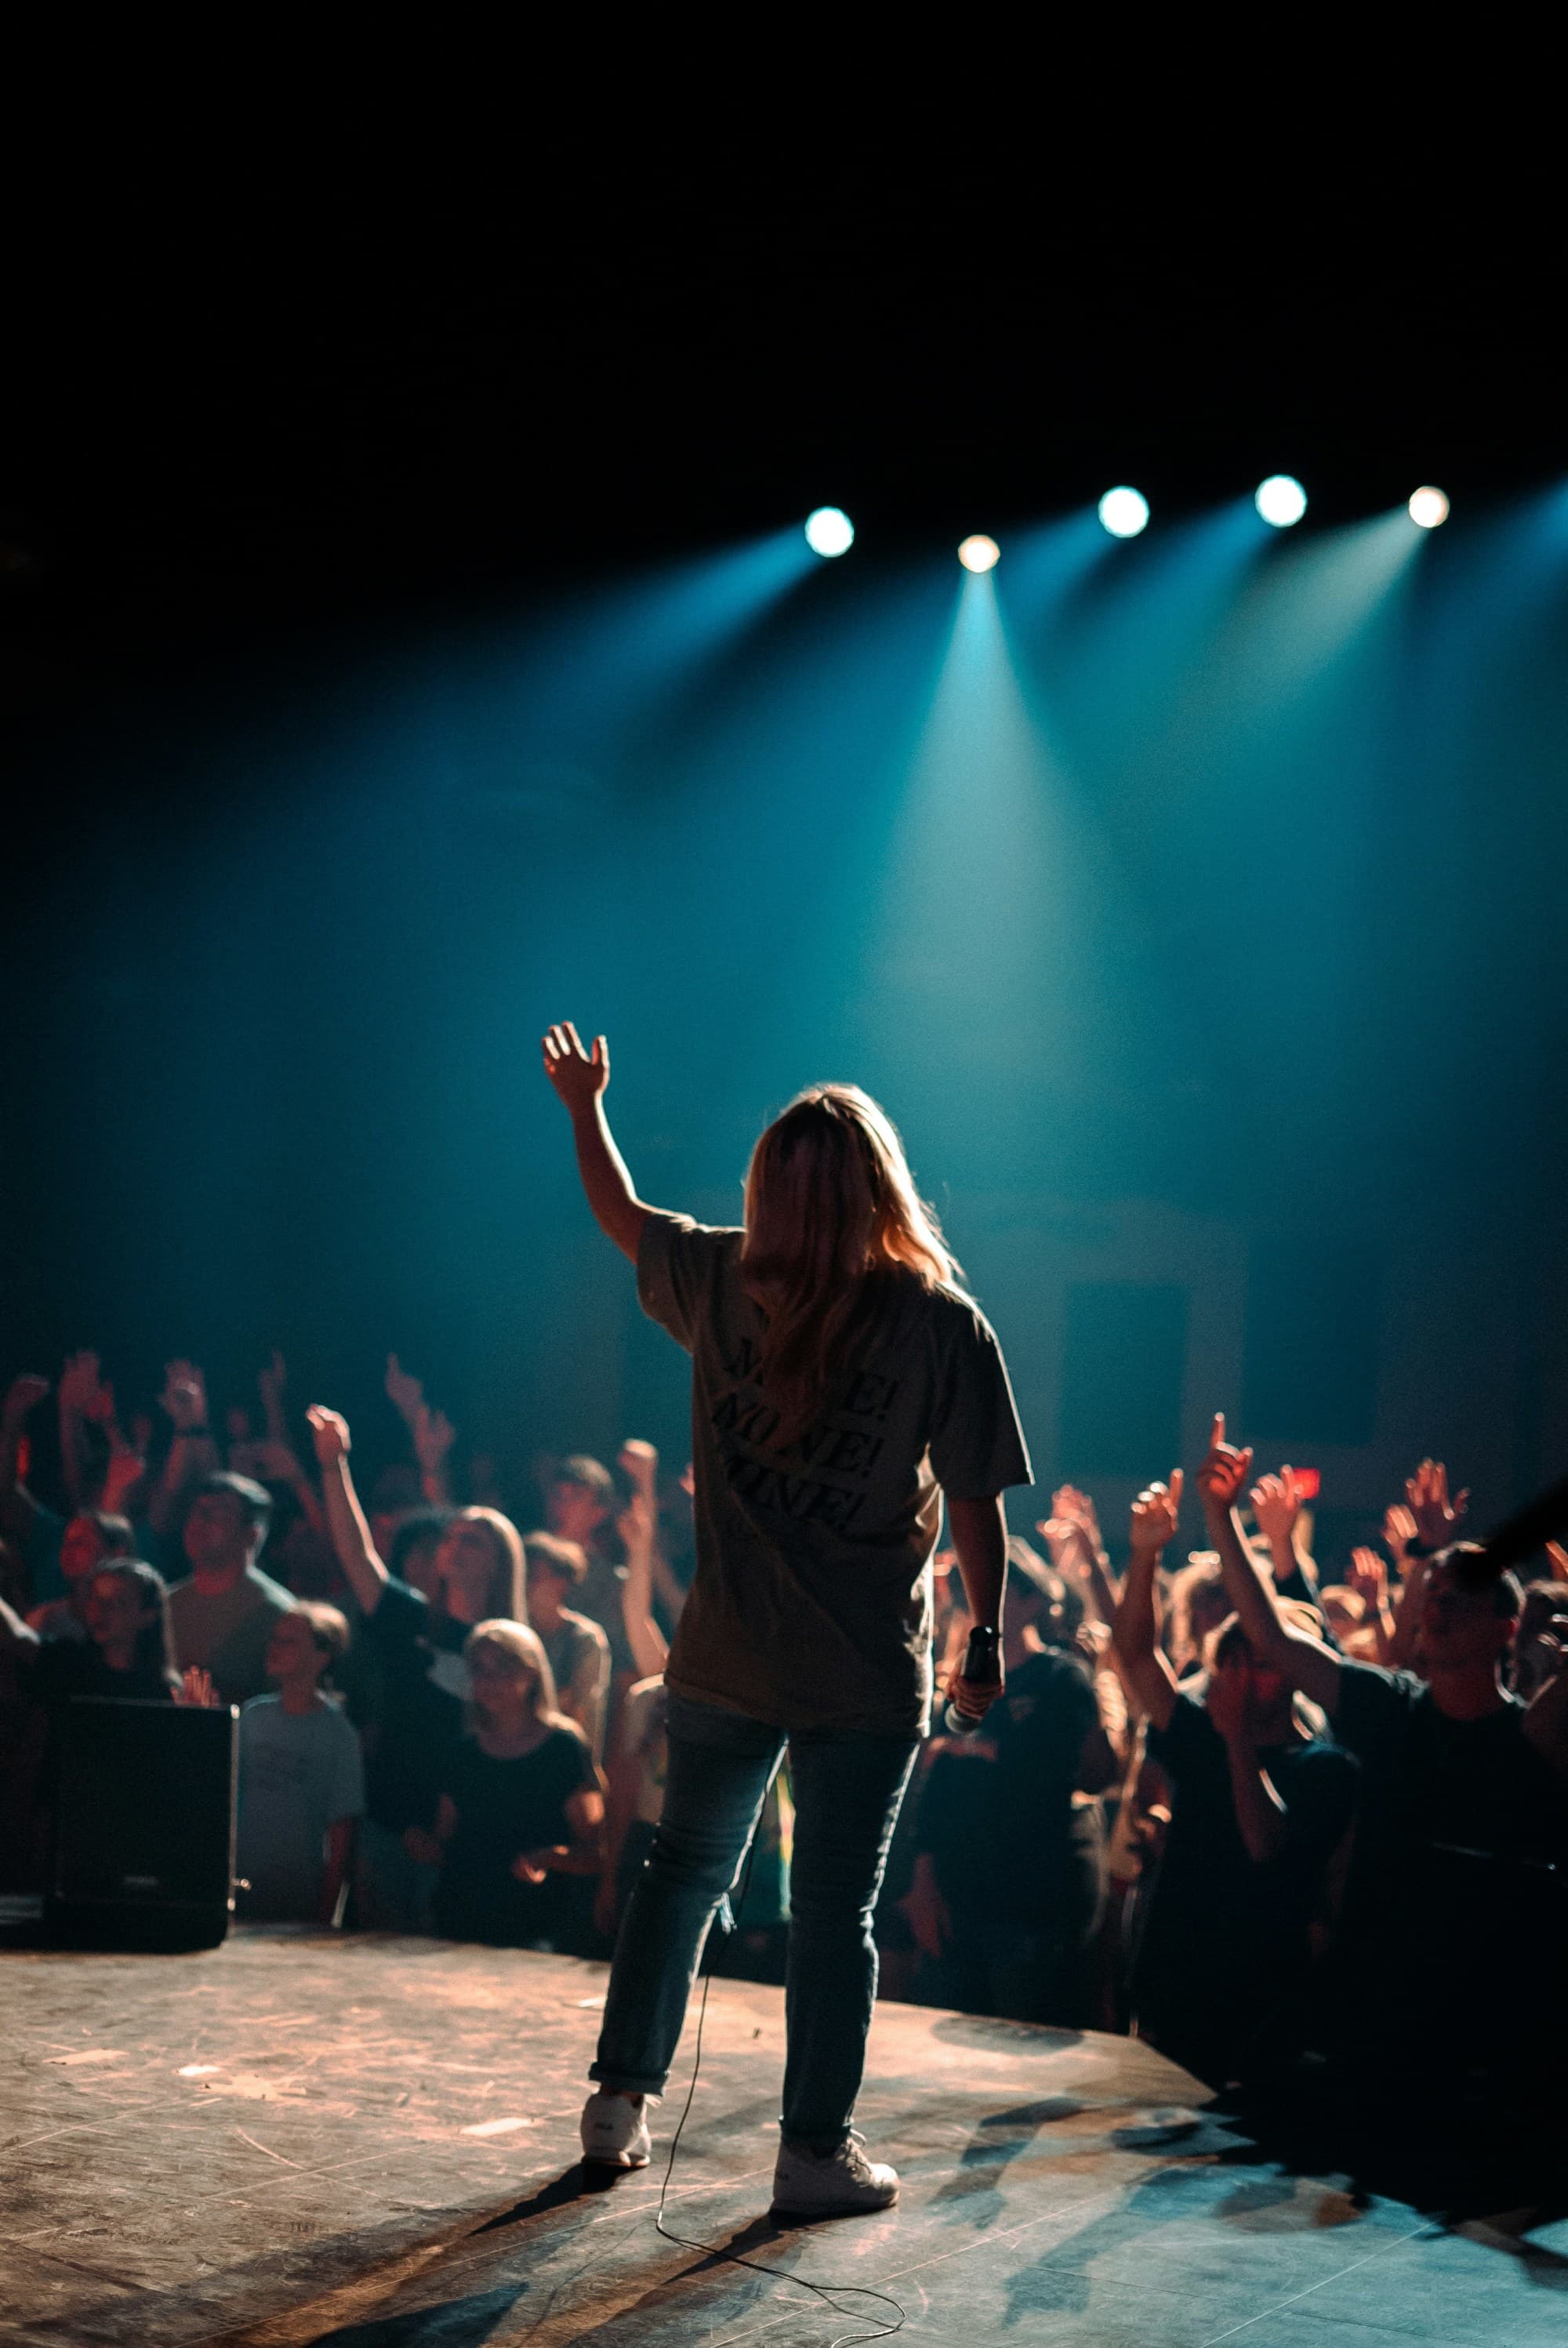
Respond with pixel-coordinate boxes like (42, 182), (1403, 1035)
(943, 1624), (1001, 1735)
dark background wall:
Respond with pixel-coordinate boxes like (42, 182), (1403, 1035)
(3, 65), (1563, 1552)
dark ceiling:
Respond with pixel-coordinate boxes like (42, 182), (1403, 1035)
(4, 66), (1555, 665)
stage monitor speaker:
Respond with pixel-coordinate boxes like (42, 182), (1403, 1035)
(47, 1697), (237, 1950)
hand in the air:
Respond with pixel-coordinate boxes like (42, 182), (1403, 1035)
(161, 1361), (209, 1434)
(543, 1021), (609, 1116)
(1250, 1470), (1306, 1570)
(306, 1405), (351, 1466)
(1196, 1413), (1254, 1524)
(3, 1374), (50, 1432)
(1405, 1459), (1468, 1550)
(1129, 1472), (1184, 1557)
(1347, 1548), (1388, 1612)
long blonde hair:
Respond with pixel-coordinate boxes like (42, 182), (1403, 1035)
(455, 1508), (528, 1624)
(463, 1618), (567, 1733)
(740, 1084), (955, 1435)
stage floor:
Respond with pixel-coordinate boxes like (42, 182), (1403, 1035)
(2, 1926), (1562, 2347)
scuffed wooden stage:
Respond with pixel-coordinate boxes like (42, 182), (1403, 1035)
(2, 1926), (1562, 2346)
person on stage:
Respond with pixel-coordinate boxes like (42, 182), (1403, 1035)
(543, 1020), (1031, 2217)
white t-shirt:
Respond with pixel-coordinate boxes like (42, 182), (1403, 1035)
(237, 1695), (365, 1921)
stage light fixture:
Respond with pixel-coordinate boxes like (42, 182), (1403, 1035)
(804, 507), (855, 558)
(1255, 474), (1307, 528)
(958, 534), (1000, 572)
(1098, 488), (1149, 540)
(1408, 486), (1450, 530)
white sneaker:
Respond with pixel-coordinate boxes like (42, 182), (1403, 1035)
(580, 2089), (653, 2170)
(771, 2130), (898, 2216)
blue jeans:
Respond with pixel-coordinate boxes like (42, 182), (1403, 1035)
(591, 1693), (918, 2151)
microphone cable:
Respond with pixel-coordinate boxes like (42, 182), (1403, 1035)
(651, 1815), (907, 2348)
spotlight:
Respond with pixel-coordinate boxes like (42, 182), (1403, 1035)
(1255, 474), (1307, 528)
(957, 534), (1000, 572)
(1408, 486), (1450, 530)
(1098, 488), (1149, 540)
(804, 507), (854, 558)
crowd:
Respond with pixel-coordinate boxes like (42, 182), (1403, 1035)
(2, 1345), (1564, 2146)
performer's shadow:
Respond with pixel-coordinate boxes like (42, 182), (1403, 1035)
(471, 2160), (621, 2234)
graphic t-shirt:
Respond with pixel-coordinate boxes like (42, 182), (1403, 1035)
(638, 1212), (1033, 1736)
(236, 1695), (365, 1921)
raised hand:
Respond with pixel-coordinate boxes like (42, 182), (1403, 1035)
(1129, 1472), (1184, 1557)
(160, 1361), (209, 1434)
(1405, 1458), (1468, 1550)
(384, 1354), (426, 1427)
(1053, 1485), (1103, 1550)
(3, 1373), (50, 1432)
(174, 1666), (218, 1708)
(1347, 1547), (1388, 1612)
(1196, 1412), (1254, 1523)
(81, 1379), (118, 1429)
(412, 1407), (456, 1474)
(101, 1426), (147, 1511)
(542, 1021), (609, 1117)
(1249, 1469), (1305, 1570)
(617, 1438), (659, 1499)
(1383, 1503), (1419, 1577)
(306, 1405), (351, 1467)
(618, 1488), (657, 1561)
(1546, 1542), (1568, 1587)
(58, 1350), (107, 1418)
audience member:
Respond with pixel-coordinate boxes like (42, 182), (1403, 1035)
(308, 1405), (524, 1931)
(2, 1373), (139, 1622)
(1111, 1469), (1359, 2089)
(1163, 1554), (1232, 1680)
(165, 1472), (295, 1706)
(236, 1601), (364, 1925)
(524, 1533), (611, 1761)
(418, 1619), (604, 1948)
(903, 1539), (1120, 2026)
(1196, 1419), (1568, 2096)
(593, 1510), (670, 1938)
(1515, 1576), (1568, 1700)
(29, 1513), (138, 1641)
(1, 1558), (184, 1707)
(9, 1319), (1566, 2201)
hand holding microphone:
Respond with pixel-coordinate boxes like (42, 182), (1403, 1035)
(944, 1623), (1003, 1734)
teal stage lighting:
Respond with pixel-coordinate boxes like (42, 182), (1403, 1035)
(958, 534), (1000, 572)
(1098, 488), (1149, 539)
(804, 507), (855, 557)
(1255, 474), (1308, 528)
